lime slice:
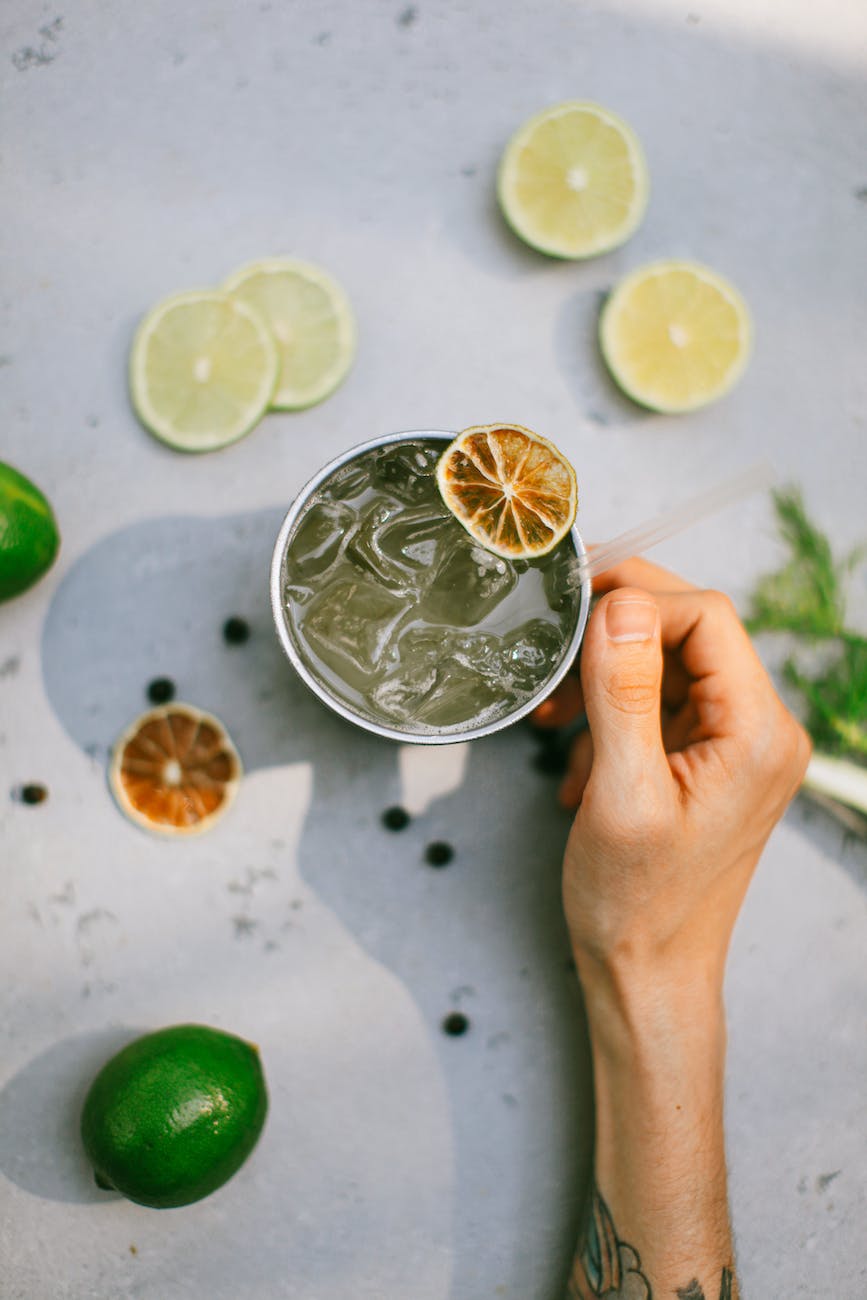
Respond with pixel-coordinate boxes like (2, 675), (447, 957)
(129, 291), (278, 452)
(497, 101), (649, 259)
(109, 703), (242, 837)
(437, 423), (578, 559)
(224, 259), (356, 410)
(600, 260), (752, 413)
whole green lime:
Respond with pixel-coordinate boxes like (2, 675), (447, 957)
(0, 462), (60, 602)
(80, 1024), (268, 1208)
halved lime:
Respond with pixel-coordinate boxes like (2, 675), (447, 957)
(497, 101), (649, 259)
(600, 260), (752, 413)
(0, 462), (60, 602)
(129, 291), (278, 452)
(224, 259), (356, 410)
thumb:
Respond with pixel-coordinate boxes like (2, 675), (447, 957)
(579, 587), (667, 791)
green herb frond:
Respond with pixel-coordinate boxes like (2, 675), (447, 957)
(746, 488), (847, 639)
(785, 636), (867, 760)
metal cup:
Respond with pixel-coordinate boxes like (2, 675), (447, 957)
(270, 429), (592, 744)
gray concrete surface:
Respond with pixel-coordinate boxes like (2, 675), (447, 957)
(1, 1), (866, 1296)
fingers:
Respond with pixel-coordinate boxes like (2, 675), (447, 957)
(591, 555), (697, 596)
(654, 589), (765, 698)
(579, 587), (671, 795)
(531, 673), (585, 728)
(559, 730), (593, 809)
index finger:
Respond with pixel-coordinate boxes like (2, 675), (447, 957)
(590, 555), (697, 596)
(653, 588), (771, 729)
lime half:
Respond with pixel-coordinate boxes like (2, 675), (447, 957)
(498, 101), (649, 259)
(0, 462), (60, 602)
(130, 290), (278, 452)
(600, 260), (752, 413)
(224, 259), (356, 410)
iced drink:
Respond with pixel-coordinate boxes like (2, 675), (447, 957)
(274, 434), (587, 740)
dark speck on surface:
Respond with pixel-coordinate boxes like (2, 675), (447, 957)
(0, 655), (20, 678)
(460, 164), (477, 178)
(442, 1011), (469, 1037)
(77, 908), (117, 934)
(147, 677), (175, 704)
(854, 187), (867, 203)
(313, 30), (332, 45)
(232, 915), (258, 938)
(425, 840), (454, 867)
(817, 1170), (842, 1192)
(382, 805), (410, 831)
(12, 17), (63, 70)
(223, 616), (250, 645)
(19, 783), (48, 805)
(397, 5), (418, 26)
(586, 409), (611, 426)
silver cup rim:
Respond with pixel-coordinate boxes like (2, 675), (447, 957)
(270, 428), (592, 745)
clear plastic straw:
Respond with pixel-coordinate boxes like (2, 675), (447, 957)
(578, 461), (775, 582)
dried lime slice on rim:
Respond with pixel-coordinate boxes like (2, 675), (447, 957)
(600, 260), (752, 413)
(224, 258), (356, 410)
(129, 290), (278, 452)
(436, 423), (578, 560)
(497, 100), (649, 258)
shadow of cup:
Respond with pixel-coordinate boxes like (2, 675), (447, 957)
(0, 1026), (144, 1203)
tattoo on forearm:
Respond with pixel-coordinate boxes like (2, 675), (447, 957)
(567, 1181), (735, 1300)
(676, 1270), (734, 1300)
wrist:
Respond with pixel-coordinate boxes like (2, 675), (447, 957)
(575, 945), (728, 1067)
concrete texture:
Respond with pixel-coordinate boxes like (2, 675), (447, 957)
(1, 1), (866, 1296)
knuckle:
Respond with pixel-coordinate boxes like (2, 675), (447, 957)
(602, 665), (660, 716)
(702, 588), (738, 622)
(787, 719), (812, 781)
(747, 706), (812, 785)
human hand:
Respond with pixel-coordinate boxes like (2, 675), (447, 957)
(534, 557), (811, 1001)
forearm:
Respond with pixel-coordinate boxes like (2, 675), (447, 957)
(568, 959), (737, 1300)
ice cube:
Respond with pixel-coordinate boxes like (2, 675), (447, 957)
(366, 660), (438, 723)
(371, 443), (441, 504)
(419, 536), (517, 626)
(300, 577), (408, 692)
(478, 619), (564, 693)
(540, 544), (581, 616)
(322, 461), (370, 502)
(375, 503), (454, 575)
(345, 499), (411, 590)
(285, 501), (356, 584)
(411, 660), (507, 729)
